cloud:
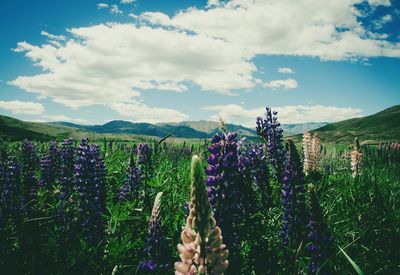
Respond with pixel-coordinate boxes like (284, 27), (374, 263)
(0, 100), (44, 115)
(10, 23), (254, 109)
(110, 4), (122, 14)
(141, 0), (400, 60)
(263, 78), (298, 90)
(121, 0), (134, 4)
(97, 3), (109, 9)
(110, 101), (189, 123)
(9, 0), (400, 124)
(43, 114), (88, 124)
(373, 14), (393, 29)
(41, 31), (66, 41)
(278, 67), (294, 74)
(367, 0), (391, 7)
(203, 104), (363, 126)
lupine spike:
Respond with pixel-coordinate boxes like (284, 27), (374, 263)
(306, 184), (334, 274)
(20, 140), (38, 216)
(256, 107), (285, 180)
(75, 138), (106, 244)
(281, 140), (307, 247)
(303, 132), (321, 175)
(138, 192), (167, 272)
(351, 138), (362, 178)
(117, 153), (142, 201)
(175, 155), (228, 275)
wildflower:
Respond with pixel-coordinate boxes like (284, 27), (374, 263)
(351, 138), (362, 178)
(303, 132), (320, 175)
(39, 140), (60, 189)
(311, 133), (320, 171)
(256, 107), (285, 180)
(75, 138), (106, 244)
(245, 142), (270, 209)
(58, 138), (75, 232)
(20, 140), (38, 216)
(205, 133), (223, 209)
(117, 153), (142, 201)
(0, 157), (21, 220)
(138, 192), (167, 273)
(306, 185), (334, 274)
(302, 132), (312, 174)
(280, 140), (307, 247)
(175, 155), (228, 275)
(136, 143), (153, 168)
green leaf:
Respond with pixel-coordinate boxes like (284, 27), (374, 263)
(338, 245), (364, 275)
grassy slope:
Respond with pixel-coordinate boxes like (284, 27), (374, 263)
(0, 115), (155, 142)
(289, 105), (400, 144)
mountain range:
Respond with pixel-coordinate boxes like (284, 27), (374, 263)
(1, 105), (399, 143)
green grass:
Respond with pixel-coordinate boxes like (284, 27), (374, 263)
(0, 138), (399, 274)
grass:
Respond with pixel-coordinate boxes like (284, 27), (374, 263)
(0, 138), (399, 274)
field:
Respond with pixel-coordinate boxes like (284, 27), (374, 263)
(0, 110), (399, 275)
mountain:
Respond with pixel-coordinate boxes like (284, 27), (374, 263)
(281, 122), (328, 136)
(0, 115), (153, 142)
(294, 105), (400, 144)
(3, 105), (398, 143)
(1, 115), (327, 141)
(158, 120), (257, 137)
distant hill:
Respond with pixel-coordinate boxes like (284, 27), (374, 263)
(0, 115), (153, 142)
(1, 114), (329, 141)
(6, 105), (399, 144)
(292, 105), (400, 144)
(158, 120), (257, 137)
(281, 122), (328, 136)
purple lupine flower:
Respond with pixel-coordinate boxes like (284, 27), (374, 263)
(0, 157), (22, 256)
(75, 138), (106, 244)
(20, 140), (38, 216)
(58, 138), (75, 232)
(0, 157), (21, 217)
(205, 133), (223, 210)
(39, 140), (60, 188)
(138, 192), (167, 273)
(244, 142), (271, 209)
(136, 143), (152, 167)
(280, 140), (307, 247)
(205, 131), (244, 270)
(117, 153), (142, 201)
(307, 186), (334, 274)
(256, 107), (285, 180)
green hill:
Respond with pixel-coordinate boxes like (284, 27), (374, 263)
(0, 115), (152, 142)
(2, 105), (399, 143)
(292, 105), (400, 144)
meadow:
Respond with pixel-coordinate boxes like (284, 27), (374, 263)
(0, 108), (399, 275)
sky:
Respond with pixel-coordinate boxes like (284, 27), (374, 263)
(0, 0), (399, 127)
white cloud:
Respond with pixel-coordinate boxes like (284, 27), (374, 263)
(41, 31), (65, 41)
(264, 78), (298, 90)
(43, 115), (88, 124)
(121, 0), (134, 4)
(9, 0), (400, 124)
(97, 3), (109, 9)
(110, 4), (122, 14)
(278, 67), (294, 74)
(0, 100), (44, 115)
(203, 104), (363, 126)
(10, 23), (254, 109)
(141, 0), (400, 60)
(368, 0), (391, 7)
(373, 14), (392, 29)
(206, 0), (222, 8)
(110, 101), (189, 123)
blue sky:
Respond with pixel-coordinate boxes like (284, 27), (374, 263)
(0, 0), (399, 126)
